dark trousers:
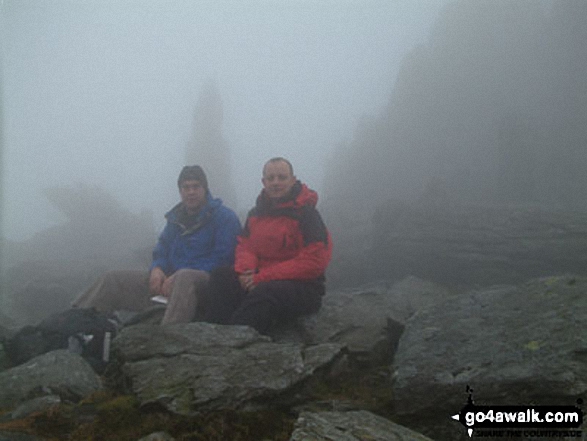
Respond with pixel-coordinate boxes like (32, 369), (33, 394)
(200, 267), (324, 335)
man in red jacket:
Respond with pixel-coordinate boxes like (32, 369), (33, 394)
(202, 157), (332, 334)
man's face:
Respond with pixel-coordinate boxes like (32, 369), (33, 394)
(262, 160), (296, 199)
(179, 179), (206, 213)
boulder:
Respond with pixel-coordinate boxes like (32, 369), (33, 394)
(290, 410), (434, 440)
(112, 322), (343, 415)
(392, 275), (587, 437)
(272, 277), (452, 366)
(0, 350), (103, 410)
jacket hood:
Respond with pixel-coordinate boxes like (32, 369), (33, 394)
(165, 192), (222, 222)
(256, 181), (318, 211)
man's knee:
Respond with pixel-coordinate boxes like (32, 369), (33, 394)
(173, 269), (209, 285)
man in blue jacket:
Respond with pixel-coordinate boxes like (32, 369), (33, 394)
(73, 166), (241, 324)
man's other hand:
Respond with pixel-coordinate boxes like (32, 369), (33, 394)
(238, 271), (256, 292)
(149, 267), (166, 295)
(161, 273), (175, 298)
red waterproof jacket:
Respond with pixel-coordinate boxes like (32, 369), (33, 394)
(235, 181), (332, 284)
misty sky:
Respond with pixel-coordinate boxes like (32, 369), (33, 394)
(2, 0), (450, 241)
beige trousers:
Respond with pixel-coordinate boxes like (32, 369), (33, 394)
(72, 269), (210, 325)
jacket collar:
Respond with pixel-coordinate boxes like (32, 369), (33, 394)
(255, 181), (318, 213)
(166, 193), (221, 235)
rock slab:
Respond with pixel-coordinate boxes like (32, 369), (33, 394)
(113, 322), (343, 415)
(290, 410), (434, 441)
(272, 277), (451, 366)
(393, 275), (587, 419)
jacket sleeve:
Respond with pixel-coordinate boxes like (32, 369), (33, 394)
(191, 208), (242, 272)
(150, 222), (174, 274)
(234, 214), (259, 274)
(253, 208), (332, 283)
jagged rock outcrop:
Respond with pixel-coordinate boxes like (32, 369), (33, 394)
(0, 350), (102, 410)
(290, 410), (434, 440)
(272, 276), (451, 366)
(112, 322), (344, 415)
(392, 275), (587, 439)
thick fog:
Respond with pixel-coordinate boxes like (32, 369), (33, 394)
(2, 0), (449, 242)
(323, 0), (586, 218)
(5, 0), (586, 325)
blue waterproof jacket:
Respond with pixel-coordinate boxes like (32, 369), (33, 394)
(150, 194), (241, 275)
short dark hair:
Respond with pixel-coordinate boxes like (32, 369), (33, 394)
(178, 165), (208, 190)
(263, 157), (294, 176)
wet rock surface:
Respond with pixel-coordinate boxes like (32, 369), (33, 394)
(392, 275), (587, 439)
(272, 276), (451, 366)
(3, 274), (585, 439)
(113, 322), (344, 415)
(290, 410), (434, 441)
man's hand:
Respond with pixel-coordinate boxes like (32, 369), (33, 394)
(149, 267), (166, 295)
(161, 273), (175, 298)
(238, 270), (256, 292)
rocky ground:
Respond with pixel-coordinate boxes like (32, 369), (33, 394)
(0, 365), (397, 440)
(1, 274), (586, 440)
(0, 278), (439, 441)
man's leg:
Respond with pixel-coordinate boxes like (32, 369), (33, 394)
(161, 269), (210, 325)
(72, 270), (151, 314)
(229, 280), (324, 334)
(198, 266), (245, 325)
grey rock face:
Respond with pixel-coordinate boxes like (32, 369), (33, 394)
(0, 349), (102, 409)
(113, 322), (343, 415)
(330, 201), (587, 289)
(393, 275), (587, 425)
(272, 277), (451, 366)
(290, 410), (434, 441)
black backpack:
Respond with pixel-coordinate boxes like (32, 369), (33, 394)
(4, 308), (118, 373)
